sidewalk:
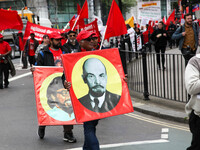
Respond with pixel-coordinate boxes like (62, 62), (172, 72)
(130, 90), (188, 124)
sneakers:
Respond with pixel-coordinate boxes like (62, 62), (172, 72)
(38, 126), (45, 139)
(63, 132), (77, 143)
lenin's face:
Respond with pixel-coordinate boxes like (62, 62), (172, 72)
(83, 58), (107, 97)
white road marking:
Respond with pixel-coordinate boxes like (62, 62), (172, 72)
(8, 72), (32, 82)
(66, 139), (169, 150)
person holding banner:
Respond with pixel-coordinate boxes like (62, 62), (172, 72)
(64, 30), (100, 150)
(64, 30), (128, 150)
(33, 33), (76, 143)
(63, 30), (80, 53)
(23, 32), (39, 68)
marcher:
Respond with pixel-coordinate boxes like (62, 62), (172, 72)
(172, 13), (199, 66)
(150, 21), (169, 70)
(168, 21), (176, 49)
(64, 30), (100, 150)
(185, 54), (200, 150)
(23, 32), (39, 68)
(63, 30), (80, 53)
(15, 31), (26, 69)
(35, 35), (50, 59)
(0, 34), (12, 89)
(16, 31), (24, 52)
(33, 33), (76, 142)
(64, 30), (128, 150)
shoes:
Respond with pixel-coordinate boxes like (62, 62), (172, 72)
(38, 126), (45, 139)
(63, 132), (77, 143)
(4, 84), (8, 88)
(22, 67), (27, 69)
(0, 85), (3, 89)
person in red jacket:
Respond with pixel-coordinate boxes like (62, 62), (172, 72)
(0, 34), (12, 89)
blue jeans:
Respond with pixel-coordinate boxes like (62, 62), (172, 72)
(83, 120), (99, 150)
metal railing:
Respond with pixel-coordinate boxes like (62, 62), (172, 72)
(122, 49), (189, 103)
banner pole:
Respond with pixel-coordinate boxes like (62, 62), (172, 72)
(63, 23), (69, 31)
(20, 51), (22, 66)
(72, 15), (80, 31)
(99, 25), (107, 50)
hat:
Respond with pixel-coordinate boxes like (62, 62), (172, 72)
(91, 32), (98, 38)
(0, 34), (3, 38)
(67, 30), (77, 35)
(76, 30), (93, 42)
(18, 31), (22, 34)
(49, 33), (63, 39)
(30, 31), (35, 35)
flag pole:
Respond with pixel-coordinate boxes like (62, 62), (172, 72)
(63, 22), (69, 31)
(72, 15), (80, 31)
(99, 25), (107, 50)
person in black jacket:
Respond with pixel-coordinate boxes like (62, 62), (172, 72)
(62, 30), (80, 53)
(151, 21), (169, 70)
(168, 21), (176, 49)
(33, 33), (76, 143)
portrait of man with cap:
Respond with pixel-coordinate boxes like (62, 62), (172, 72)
(0, 34), (12, 89)
(23, 32), (39, 68)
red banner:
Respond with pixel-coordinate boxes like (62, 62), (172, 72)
(61, 48), (134, 123)
(0, 9), (23, 31)
(81, 19), (100, 41)
(33, 67), (80, 126)
(24, 21), (62, 42)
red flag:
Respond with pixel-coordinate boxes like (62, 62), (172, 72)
(179, 13), (184, 23)
(162, 16), (166, 24)
(104, 0), (127, 40)
(80, 18), (100, 41)
(166, 9), (175, 30)
(0, 9), (23, 31)
(77, 3), (81, 15)
(148, 20), (154, 34)
(79, 0), (88, 19)
(69, 15), (85, 30)
(186, 7), (189, 13)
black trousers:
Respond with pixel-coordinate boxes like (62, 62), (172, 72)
(22, 55), (27, 68)
(155, 46), (166, 68)
(39, 125), (73, 133)
(28, 56), (36, 66)
(187, 110), (200, 150)
(0, 63), (9, 87)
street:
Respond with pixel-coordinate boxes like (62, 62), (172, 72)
(0, 58), (191, 150)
